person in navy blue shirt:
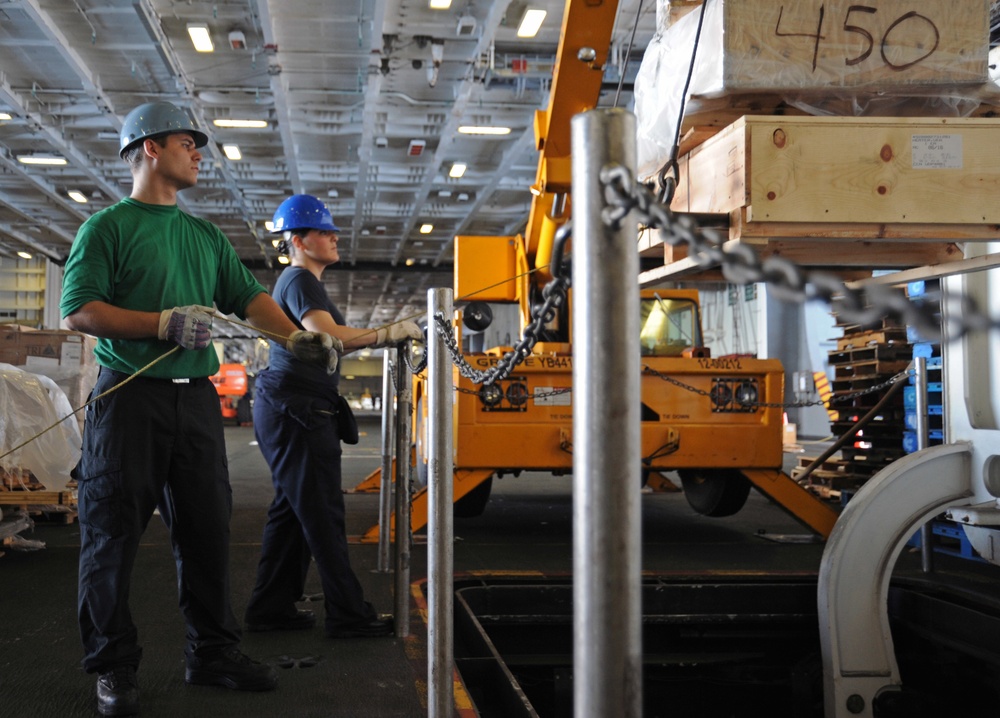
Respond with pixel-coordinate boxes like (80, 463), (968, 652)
(245, 194), (421, 638)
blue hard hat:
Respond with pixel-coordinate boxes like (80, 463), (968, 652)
(119, 101), (208, 158)
(272, 194), (340, 234)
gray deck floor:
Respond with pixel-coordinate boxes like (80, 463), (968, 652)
(3, 418), (992, 717)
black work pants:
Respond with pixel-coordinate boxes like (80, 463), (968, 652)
(76, 368), (240, 673)
(246, 369), (375, 632)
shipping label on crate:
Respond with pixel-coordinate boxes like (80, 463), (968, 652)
(723, 0), (989, 90)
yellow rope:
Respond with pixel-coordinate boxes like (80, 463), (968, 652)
(1, 264), (541, 463)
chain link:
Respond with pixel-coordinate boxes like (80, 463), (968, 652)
(599, 164), (999, 344)
(453, 384), (573, 402)
(401, 338), (427, 374)
(643, 364), (912, 410)
(430, 272), (571, 386)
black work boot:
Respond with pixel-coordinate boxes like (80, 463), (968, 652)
(96, 665), (139, 716)
(185, 647), (278, 691)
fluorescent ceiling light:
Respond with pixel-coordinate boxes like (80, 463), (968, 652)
(212, 119), (268, 129)
(458, 125), (511, 135)
(264, 221), (275, 232)
(517, 9), (547, 38)
(277, 255), (290, 264)
(0, 113), (11, 121)
(222, 144), (242, 160)
(327, 189), (339, 198)
(429, 0), (452, 8)
(67, 189), (88, 203)
(449, 162), (467, 178)
(419, 224), (433, 234)
(17, 154), (67, 165)
(17, 251), (32, 259)
(187, 23), (214, 53)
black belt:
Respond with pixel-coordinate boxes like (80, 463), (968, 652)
(100, 367), (207, 385)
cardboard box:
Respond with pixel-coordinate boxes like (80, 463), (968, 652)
(0, 324), (95, 369)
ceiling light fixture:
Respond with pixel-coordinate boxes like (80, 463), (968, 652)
(0, 112), (11, 121)
(457, 192), (469, 201)
(327, 189), (339, 198)
(213, 118), (268, 129)
(457, 125), (511, 135)
(17, 251), (32, 260)
(517, 9), (547, 38)
(222, 144), (242, 160)
(277, 255), (290, 264)
(405, 258), (416, 266)
(187, 23), (215, 53)
(271, 238), (280, 247)
(67, 189), (88, 203)
(429, 0), (451, 9)
(264, 221), (275, 232)
(449, 162), (467, 178)
(419, 224), (433, 234)
(17, 154), (67, 165)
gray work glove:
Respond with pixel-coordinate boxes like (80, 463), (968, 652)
(287, 330), (343, 375)
(157, 305), (215, 350)
(372, 320), (423, 349)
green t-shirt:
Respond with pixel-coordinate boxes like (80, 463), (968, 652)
(60, 198), (266, 378)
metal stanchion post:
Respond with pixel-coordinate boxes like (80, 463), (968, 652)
(427, 288), (455, 718)
(571, 107), (643, 718)
(393, 344), (413, 637)
(377, 348), (396, 573)
(914, 357), (934, 573)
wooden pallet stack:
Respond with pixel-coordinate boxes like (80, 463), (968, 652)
(794, 318), (912, 502)
(0, 465), (78, 540)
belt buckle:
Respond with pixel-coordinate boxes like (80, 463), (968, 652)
(172, 378), (191, 384)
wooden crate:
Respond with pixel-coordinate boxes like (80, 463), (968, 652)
(721, 0), (989, 91)
(673, 115), (1000, 227)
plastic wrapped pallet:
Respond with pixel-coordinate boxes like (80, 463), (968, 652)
(634, 0), (995, 179)
(0, 364), (81, 492)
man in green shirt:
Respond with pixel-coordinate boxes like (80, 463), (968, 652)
(61, 101), (338, 717)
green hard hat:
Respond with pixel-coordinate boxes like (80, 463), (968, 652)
(119, 101), (208, 158)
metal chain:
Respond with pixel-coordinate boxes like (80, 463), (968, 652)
(599, 164), (999, 344)
(401, 338), (427, 374)
(453, 385), (573, 401)
(430, 272), (572, 386)
(643, 364), (911, 410)
(419, 162), (991, 390)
